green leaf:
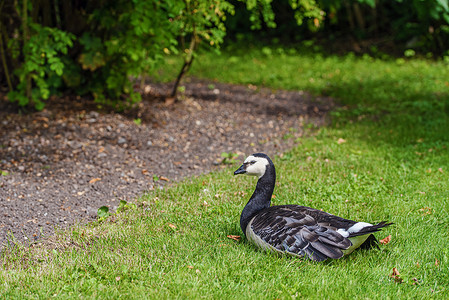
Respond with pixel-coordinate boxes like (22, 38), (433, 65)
(358, 0), (376, 8)
(34, 100), (45, 111)
(437, 0), (449, 12)
(119, 200), (127, 209)
(97, 206), (110, 218)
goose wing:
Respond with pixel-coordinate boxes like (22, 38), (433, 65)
(248, 205), (357, 262)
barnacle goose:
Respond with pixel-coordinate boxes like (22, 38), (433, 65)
(234, 153), (392, 262)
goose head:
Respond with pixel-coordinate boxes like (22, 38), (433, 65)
(234, 153), (272, 178)
(234, 153), (276, 234)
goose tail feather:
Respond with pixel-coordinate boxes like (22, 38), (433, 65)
(347, 221), (393, 238)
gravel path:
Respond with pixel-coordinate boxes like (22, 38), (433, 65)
(0, 79), (334, 247)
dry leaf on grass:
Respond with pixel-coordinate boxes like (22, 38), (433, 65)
(89, 178), (101, 184)
(379, 235), (392, 245)
(227, 235), (241, 241)
(390, 267), (403, 283)
(165, 97), (176, 106)
(435, 258), (439, 267)
(337, 138), (346, 144)
(418, 207), (432, 215)
(168, 224), (177, 229)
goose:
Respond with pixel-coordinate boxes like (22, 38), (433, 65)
(234, 153), (392, 262)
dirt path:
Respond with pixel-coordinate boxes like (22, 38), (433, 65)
(0, 79), (334, 247)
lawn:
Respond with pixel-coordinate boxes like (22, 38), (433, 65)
(1, 46), (449, 298)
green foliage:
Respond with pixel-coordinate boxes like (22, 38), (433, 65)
(220, 151), (239, 164)
(133, 118), (142, 126)
(97, 206), (110, 219)
(243, 0), (276, 29)
(3, 0), (284, 110)
(97, 200), (136, 220)
(73, 0), (180, 108)
(3, 0), (449, 111)
(225, 0), (449, 55)
(289, 0), (323, 26)
(116, 200), (137, 213)
(7, 24), (74, 110)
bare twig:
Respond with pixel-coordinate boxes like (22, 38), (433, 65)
(170, 34), (197, 99)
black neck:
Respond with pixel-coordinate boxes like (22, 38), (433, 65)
(240, 165), (275, 235)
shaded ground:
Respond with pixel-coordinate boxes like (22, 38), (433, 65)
(0, 79), (335, 247)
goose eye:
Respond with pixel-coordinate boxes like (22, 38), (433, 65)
(243, 160), (256, 166)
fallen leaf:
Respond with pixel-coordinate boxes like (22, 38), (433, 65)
(165, 97), (176, 106)
(435, 258), (439, 267)
(141, 169), (149, 175)
(35, 116), (49, 123)
(247, 84), (257, 90)
(89, 178), (101, 184)
(227, 235), (241, 241)
(337, 138), (346, 144)
(418, 207), (432, 215)
(379, 235), (392, 245)
(168, 223), (177, 229)
(187, 265), (194, 269)
(390, 267), (403, 283)
(159, 176), (170, 182)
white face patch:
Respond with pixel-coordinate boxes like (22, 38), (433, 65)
(243, 155), (269, 178)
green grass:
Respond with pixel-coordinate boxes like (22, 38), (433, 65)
(2, 47), (449, 298)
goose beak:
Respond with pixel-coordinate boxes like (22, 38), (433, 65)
(234, 164), (246, 175)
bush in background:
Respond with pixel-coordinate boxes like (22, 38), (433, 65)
(1, 0), (448, 111)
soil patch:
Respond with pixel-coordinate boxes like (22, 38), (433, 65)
(0, 79), (335, 247)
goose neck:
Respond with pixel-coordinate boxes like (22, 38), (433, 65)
(240, 167), (275, 234)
